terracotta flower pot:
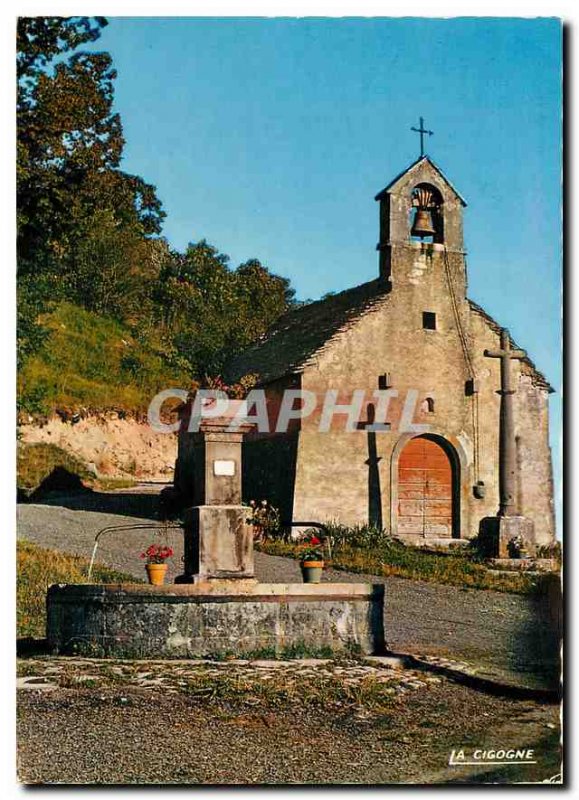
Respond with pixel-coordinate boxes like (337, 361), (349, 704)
(301, 560), (324, 584)
(146, 563), (168, 586)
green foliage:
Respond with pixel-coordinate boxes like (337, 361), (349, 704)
(322, 522), (395, 551)
(298, 534), (325, 563)
(17, 442), (91, 491)
(246, 499), (282, 542)
(17, 20), (296, 413)
(257, 524), (548, 595)
(536, 541), (562, 563)
(17, 302), (189, 415)
(66, 211), (170, 319)
(17, 272), (57, 374)
(17, 17), (107, 80)
(17, 540), (140, 639)
(153, 241), (295, 376)
(17, 15), (165, 339)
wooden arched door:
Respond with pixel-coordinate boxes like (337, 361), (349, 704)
(397, 436), (455, 538)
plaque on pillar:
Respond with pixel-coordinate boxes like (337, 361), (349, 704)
(175, 398), (256, 584)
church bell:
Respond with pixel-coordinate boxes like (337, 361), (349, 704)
(411, 208), (436, 239)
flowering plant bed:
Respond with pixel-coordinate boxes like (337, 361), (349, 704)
(255, 522), (547, 595)
(246, 499), (281, 542)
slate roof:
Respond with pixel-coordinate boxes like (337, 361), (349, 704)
(226, 278), (392, 384)
(226, 280), (553, 393)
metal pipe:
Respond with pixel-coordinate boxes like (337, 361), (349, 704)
(281, 521), (332, 558)
(87, 523), (183, 581)
(87, 520), (330, 580)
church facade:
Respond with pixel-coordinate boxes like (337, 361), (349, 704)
(227, 157), (555, 545)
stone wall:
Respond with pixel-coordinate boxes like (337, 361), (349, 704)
(47, 582), (385, 658)
(292, 245), (474, 533)
(241, 374), (301, 518)
(260, 244), (555, 542)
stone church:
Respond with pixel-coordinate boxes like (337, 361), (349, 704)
(227, 156), (555, 545)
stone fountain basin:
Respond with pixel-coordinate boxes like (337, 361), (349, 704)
(47, 581), (385, 659)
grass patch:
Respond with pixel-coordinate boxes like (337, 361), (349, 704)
(91, 477), (136, 492)
(17, 442), (91, 492)
(179, 670), (396, 710)
(17, 658), (401, 713)
(18, 301), (188, 417)
(17, 442), (136, 494)
(257, 527), (547, 596)
(17, 540), (141, 639)
(205, 643), (338, 661)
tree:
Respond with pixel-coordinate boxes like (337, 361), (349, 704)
(17, 16), (164, 282)
(17, 17), (107, 80)
(16, 18), (297, 409)
(152, 242), (295, 377)
(232, 259), (294, 353)
(69, 211), (169, 319)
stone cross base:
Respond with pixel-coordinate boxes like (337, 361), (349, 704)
(479, 516), (536, 559)
(175, 505), (254, 584)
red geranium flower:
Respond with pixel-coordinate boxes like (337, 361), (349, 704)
(141, 542), (174, 564)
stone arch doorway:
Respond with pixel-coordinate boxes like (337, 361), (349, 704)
(394, 434), (459, 540)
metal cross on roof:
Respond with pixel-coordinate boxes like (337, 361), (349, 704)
(411, 117), (433, 157)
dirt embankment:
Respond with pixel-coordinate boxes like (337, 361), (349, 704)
(19, 415), (177, 481)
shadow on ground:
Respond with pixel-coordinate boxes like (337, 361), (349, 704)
(21, 469), (167, 520)
(17, 638), (50, 657)
(22, 490), (164, 520)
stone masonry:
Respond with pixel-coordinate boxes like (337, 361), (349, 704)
(227, 156), (555, 546)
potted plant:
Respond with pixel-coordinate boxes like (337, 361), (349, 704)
(507, 535), (528, 560)
(140, 543), (174, 585)
(300, 534), (325, 583)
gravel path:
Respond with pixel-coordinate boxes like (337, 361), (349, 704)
(17, 663), (560, 785)
(17, 499), (560, 687)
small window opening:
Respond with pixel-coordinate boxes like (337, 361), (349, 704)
(423, 311), (437, 330)
(420, 397), (435, 414)
(378, 373), (392, 390)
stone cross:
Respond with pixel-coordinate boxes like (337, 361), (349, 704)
(484, 328), (526, 517)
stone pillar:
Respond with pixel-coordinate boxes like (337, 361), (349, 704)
(480, 329), (535, 557)
(175, 402), (255, 584)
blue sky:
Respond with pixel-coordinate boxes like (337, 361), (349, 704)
(85, 17), (562, 531)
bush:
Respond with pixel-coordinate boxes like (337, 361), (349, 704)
(257, 523), (549, 595)
(536, 541), (562, 563)
(245, 499), (282, 542)
(322, 522), (395, 552)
